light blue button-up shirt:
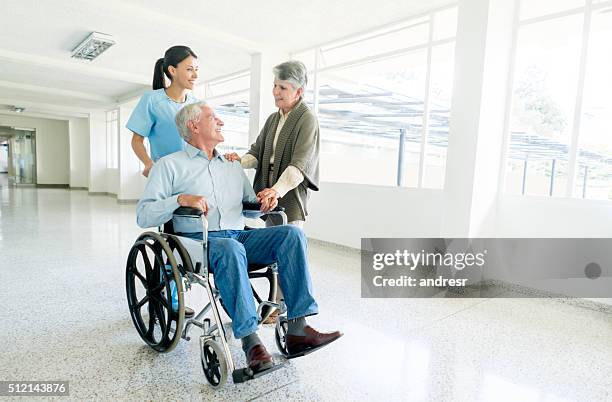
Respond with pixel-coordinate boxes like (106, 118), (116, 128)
(136, 143), (257, 232)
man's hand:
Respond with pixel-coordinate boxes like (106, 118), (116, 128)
(257, 188), (279, 213)
(142, 161), (154, 177)
(178, 194), (209, 215)
(224, 152), (241, 162)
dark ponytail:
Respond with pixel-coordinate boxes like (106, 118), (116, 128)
(151, 45), (198, 90)
(152, 58), (166, 90)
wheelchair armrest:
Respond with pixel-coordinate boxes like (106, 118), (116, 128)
(242, 202), (287, 225)
(171, 206), (208, 245)
(242, 201), (285, 212)
(173, 206), (204, 216)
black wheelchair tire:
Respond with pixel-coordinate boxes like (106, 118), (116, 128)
(126, 232), (184, 353)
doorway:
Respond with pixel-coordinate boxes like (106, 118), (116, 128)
(0, 126), (37, 185)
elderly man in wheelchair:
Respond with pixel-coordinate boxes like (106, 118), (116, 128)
(127, 101), (342, 387)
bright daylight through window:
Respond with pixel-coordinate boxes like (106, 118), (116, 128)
(505, 0), (612, 200)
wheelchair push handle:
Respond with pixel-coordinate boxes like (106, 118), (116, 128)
(174, 206), (204, 216)
(175, 204), (284, 215)
(242, 202), (285, 212)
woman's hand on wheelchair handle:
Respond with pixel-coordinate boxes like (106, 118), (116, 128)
(224, 152), (241, 162)
(178, 194), (209, 215)
(257, 188), (279, 213)
(259, 196), (278, 213)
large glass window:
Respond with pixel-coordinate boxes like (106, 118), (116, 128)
(294, 5), (458, 188)
(504, 1), (612, 200)
(317, 51), (428, 187)
(199, 71), (251, 154)
(506, 14), (582, 196)
(423, 43), (455, 189)
(576, 9), (612, 200)
(520, 0), (585, 20)
(318, 19), (430, 69)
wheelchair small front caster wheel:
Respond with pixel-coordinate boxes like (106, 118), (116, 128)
(274, 316), (289, 356)
(201, 339), (228, 388)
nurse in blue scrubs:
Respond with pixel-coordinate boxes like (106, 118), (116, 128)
(127, 45), (200, 177)
(128, 46), (200, 317)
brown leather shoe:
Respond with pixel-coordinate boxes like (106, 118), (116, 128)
(247, 344), (273, 372)
(286, 325), (343, 356)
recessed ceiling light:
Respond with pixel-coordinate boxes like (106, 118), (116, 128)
(71, 32), (115, 61)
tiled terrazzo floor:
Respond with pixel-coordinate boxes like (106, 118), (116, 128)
(1, 175), (611, 401)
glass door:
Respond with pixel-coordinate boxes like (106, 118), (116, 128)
(9, 129), (36, 185)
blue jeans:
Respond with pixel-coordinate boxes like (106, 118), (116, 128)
(178, 225), (319, 339)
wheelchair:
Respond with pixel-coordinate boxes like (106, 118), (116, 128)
(125, 202), (294, 388)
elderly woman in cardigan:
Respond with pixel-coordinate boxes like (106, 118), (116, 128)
(226, 60), (319, 228)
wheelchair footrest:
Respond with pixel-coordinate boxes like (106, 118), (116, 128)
(284, 337), (342, 359)
(232, 363), (284, 384)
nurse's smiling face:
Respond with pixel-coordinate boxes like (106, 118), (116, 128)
(168, 56), (199, 90)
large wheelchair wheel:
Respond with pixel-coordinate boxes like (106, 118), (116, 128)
(165, 234), (194, 274)
(126, 232), (185, 353)
(274, 316), (289, 356)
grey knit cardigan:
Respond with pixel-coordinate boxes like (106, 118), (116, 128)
(247, 100), (320, 222)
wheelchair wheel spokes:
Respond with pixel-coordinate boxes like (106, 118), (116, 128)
(126, 232), (185, 353)
(126, 243), (153, 338)
(275, 316), (289, 356)
(165, 235), (194, 274)
(132, 294), (150, 311)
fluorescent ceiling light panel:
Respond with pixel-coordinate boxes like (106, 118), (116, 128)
(8, 106), (25, 113)
(71, 32), (115, 61)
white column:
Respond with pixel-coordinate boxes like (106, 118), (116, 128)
(442, 0), (518, 237)
(248, 51), (289, 144)
(118, 100), (146, 201)
(88, 111), (107, 193)
(68, 117), (90, 189)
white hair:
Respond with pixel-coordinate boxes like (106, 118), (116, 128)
(273, 60), (308, 90)
(175, 101), (208, 141)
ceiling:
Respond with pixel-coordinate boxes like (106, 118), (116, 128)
(0, 0), (454, 120)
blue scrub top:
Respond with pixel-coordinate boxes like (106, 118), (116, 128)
(126, 88), (199, 161)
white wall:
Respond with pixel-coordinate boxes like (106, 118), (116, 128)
(118, 101), (146, 201)
(496, 196), (612, 238)
(495, 196), (612, 306)
(306, 183), (444, 249)
(0, 114), (69, 185)
(68, 118), (90, 188)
